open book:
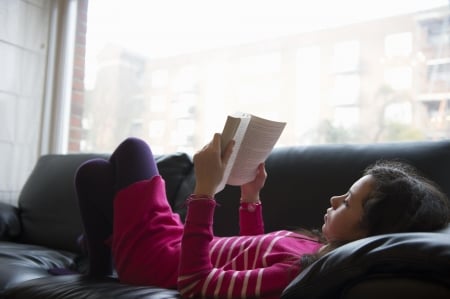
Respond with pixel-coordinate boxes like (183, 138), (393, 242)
(216, 113), (286, 193)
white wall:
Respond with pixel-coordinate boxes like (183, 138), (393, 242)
(0, 0), (51, 204)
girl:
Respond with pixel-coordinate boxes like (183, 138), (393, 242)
(75, 134), (449, 299)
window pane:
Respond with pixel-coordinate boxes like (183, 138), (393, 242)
(296, 46), (321, 143)
(332, 40), (360, 73)
(385, 32), (412, 57)
(331, 74), (360, 105)
(78, 1), (450, 155)
(384, 67), (412, 90)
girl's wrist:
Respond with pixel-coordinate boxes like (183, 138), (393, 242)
(240, 188), (261, 203)
(193, 185), (215, 198)
(240, 196), (261, 203)
(190, 194), (214, 200)
(240, 200), (261, 212)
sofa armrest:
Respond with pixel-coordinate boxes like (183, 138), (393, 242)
(281, 231), (450, 299)
(0, 201), (21, 240)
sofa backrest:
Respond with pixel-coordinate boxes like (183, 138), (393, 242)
(17, 153), (194, 253)
(16, 140), (450, 251)
(214, 140), (450, 236)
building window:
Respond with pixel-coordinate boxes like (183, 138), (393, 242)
(384, 101), (412, 124)
(238, 52), (281, 76)
(296, 46), (321, 142)
(150, 95), (167, 112)
(333, 106), (360, 128)
(427, 62), (450, 85)
(174, 66), (198, 92)
(331, 40), (360, 73)
(385, 32), (412, 58)
(172, 92), (197, 118)
(331, 74), (360, 105)
(151, 69), (169, 88)
(426, 19), (450, 46)
(384, 67), (412, 90)
(148, 120), (166, 138)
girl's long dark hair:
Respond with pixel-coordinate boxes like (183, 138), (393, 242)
(300, 160), (450, 269)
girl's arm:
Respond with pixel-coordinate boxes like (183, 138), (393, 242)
(178, 199), (296, 299)
(239, 163), (267, 235)
(179, 135), (290, 298)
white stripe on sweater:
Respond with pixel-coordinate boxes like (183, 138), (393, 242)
(214, 237), (232, 267)
(178, 280), (200, 297)
(241, 270), (251, 299)
(227, 272), (239, 298)
(213, 271), (225, 298)
(252, 234), (271, 269)
(256, 268), (264, 297)
(201, 268), (218, 298)
(225, 236), (243, 265)
(262, 231), (293, 267)
(210, 238), (223, 258)
(243, 237), (258, 270)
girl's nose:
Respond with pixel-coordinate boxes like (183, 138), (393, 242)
(330, 195), (344, 209)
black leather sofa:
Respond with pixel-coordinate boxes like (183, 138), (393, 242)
(0, 140), (449, 299)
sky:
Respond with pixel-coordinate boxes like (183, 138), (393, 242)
(85, 0), (448, 86)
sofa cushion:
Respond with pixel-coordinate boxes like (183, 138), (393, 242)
(0, 202), (21, 241)
(0, 241), (77, 292)
(3, 275), (181, 299)
(18, 153), (193, 253)
(341, 277), (450, 299)
(281, 231), (450, 299)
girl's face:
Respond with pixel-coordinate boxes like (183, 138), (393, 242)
(322, 175), (374, 242)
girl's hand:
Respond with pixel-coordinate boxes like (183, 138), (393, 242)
(240, 163), (267, 203)
(193, 133), (234, 197)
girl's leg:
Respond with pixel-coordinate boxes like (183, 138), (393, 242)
(76, 138), (160, 278)
(75, 158), (115, 276)
(110, 138), (183, 287)
(109, 137), (159, 191)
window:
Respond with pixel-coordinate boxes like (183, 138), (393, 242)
(384, 67), (412, 90)
(238, 53), (281, 76)
(385, 32), (413, 57)
(427, 62), (450, 84)
(149, 95), (167, 113)
(77, 0), (450, 156)
(333, 106), (360, 128)
(296, 46), (321, 143)
(384, 101), (413, 124)
(331, 74), (360, 105)
(5, 1), (450, 205)
(331, 40), (360, 73)
(151, 69), (169, 88)
(148, 120), (166, 138)
(426, 19), (450, 46)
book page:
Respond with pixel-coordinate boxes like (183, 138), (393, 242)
(216, 114), (251, 193)
(220, 115), (243, 153)
(227, 115), (286, 186)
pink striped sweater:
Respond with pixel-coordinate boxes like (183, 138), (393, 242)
(112, 176), (322, 299)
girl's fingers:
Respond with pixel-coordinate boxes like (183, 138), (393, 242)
(222, 139), (235, 165)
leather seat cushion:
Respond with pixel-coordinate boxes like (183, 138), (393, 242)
(3, 275), (181, 299)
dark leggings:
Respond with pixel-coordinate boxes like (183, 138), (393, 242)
(75, 137), (159, 276)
